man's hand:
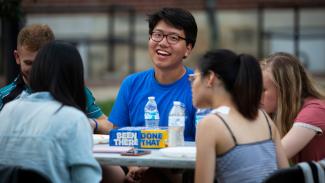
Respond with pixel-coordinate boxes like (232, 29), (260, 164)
(94, 114), (114, 134)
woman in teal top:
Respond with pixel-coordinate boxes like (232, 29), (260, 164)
(191, 49), (289, 183)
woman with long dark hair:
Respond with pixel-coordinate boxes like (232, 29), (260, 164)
(193, 49), (288, 183)
(0, 41), (101, 183)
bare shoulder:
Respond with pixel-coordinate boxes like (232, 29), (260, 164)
(196, 113), (225, 148)
(198, 113), (225, 129)
(197, 113), (228, 140)
(258, 110), (278, 139)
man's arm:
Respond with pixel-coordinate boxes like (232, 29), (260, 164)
(84, 87), (116, 134)
(93, 114), (114, 134)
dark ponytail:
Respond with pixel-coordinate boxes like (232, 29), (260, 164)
(232, 54), (262, 119)
(197, 49), (262, 120)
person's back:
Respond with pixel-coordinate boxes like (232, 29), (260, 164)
(0, 92), (101, 183)
(212, 110), (277, 183)
(193, 49), (289, 183)
(0, 41), (102, 183)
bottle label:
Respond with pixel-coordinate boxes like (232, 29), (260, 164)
(168, 116), (185, 126)
(168, 126), (184, 147)
(145, 111), (160, 120)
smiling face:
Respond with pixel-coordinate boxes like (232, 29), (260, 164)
(148, 20), (192, 71)
(14, 45), (38, 85)
(261, 70), (278, 114)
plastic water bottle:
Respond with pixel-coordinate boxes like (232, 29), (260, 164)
(168, 101), (185, 146)
(144, 96), (160, 127)
(195, 108), (212, 127)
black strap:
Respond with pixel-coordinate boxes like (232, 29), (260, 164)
(261, 110), (273, 139)
(214, 113), (237, 145)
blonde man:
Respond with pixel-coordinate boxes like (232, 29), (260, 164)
(0, 24), (112, 134)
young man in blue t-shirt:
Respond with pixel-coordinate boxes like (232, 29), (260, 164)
(0, 24), (112, 134)
(108, 7), (198, 182)
(109, 8), (197, 141)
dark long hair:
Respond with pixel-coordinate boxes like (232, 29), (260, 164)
(29, 41), (86, 113)
(197, 49), (263, 120)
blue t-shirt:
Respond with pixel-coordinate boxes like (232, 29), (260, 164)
(109, 68), (196, 141)
(0, 76), (103, 118)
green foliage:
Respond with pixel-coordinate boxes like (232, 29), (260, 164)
(97, 99), (115, 116)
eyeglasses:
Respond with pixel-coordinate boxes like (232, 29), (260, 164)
(150, 31), (186, 45)
(188, 73), (201, 83)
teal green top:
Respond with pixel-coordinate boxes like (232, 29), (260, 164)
(0, 76), (103, 118)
